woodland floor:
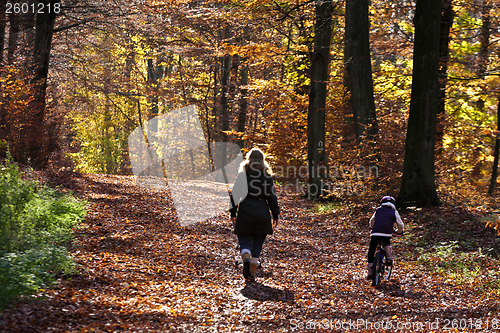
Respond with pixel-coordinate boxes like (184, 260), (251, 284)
(1, 172), (500, 332)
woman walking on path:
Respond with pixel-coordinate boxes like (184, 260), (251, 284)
(230, 147), (280, 281)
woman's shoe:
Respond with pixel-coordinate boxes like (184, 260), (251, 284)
(250, 258), (259, 278)
(242, 252), (252, 279)
(243, 259), (251, 279)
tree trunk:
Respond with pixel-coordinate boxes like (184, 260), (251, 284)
(398, 0), (442, 207)
(104, 74), (113, 174)
(218, 26), (232, 169)
(147, 57), (164, 117)
(470, 1), (492, 178)
(307, 0), (333, 199)
(211, 63), (218, 139)
(0, 1), (6, 66)
(478, 2), (490, 78)
(27, 0), (59, 168)
(236, 26), (250, 148)
(436, 0), (454, 151)
(147, 56), (164, 140)
(488, 96), (500, 196)
(344, 0), (377, 140)
(237, 62), (249, 148)
(0, 1), (6, 150)
(7, 13), (19, 65)
(22, 2), (37, 74)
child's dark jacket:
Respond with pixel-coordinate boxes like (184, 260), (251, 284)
(369, 202), (404, 237)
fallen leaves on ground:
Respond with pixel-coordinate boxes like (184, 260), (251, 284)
(1, 172), (499, 332)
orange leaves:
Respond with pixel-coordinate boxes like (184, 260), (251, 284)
(485, 214), (500, 235)
(1, 171), (500, 331)
(225, 43), (285, 61)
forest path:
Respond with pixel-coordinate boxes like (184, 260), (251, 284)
(1, 173), (498, 332)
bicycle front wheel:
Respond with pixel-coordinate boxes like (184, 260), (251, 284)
(384, 264), (392, 280)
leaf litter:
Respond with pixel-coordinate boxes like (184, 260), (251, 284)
(1, 171), (499, 332)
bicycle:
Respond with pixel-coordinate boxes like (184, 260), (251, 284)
(371, 232), (402, 287)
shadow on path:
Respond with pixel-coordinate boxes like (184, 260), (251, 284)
(240, 281), (294, 303)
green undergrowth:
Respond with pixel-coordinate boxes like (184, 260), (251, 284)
(0, 158), (87, 309)
(417, 241), (500, 295)
(310, 202), (343, 214)
(400, 207), (500, 297)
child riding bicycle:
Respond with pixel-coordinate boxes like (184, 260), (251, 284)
(367, 196), (404, 279)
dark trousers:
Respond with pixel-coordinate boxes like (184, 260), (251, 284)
(367, 236), (391, 263)
(237, 234), (267, 258)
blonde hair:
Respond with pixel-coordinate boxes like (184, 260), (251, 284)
(239, 147), (273, 175)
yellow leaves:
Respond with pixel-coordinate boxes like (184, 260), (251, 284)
(224, 43), (285, 61)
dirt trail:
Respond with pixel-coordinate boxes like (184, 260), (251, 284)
(0, 173), (498, 332)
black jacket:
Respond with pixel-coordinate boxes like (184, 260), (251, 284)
(229, 168), (279, 235)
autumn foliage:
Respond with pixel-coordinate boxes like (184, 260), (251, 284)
(1, 0), (500, 330)
(0, 169), (499, 331)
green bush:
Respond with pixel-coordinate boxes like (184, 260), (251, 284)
(0, 159), (86, 308)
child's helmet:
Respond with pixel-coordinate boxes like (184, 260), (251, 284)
(381, 196), (396, 204)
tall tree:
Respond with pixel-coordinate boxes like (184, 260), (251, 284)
(0, 0), (6, 66)
(488, 96), (500, 196)
(26, 0), (60, 167)
(398, 0), (442, 207)
(307, 0), (333, 198)
(436, 0), (454, 150)
(477, 0), (491, 78)
(6, 13), (19, 65)
(147, 57), (164, 118)
(344, 0), (377, 140)
(237, 61), (249, 148)
(0, 0), (7, 148)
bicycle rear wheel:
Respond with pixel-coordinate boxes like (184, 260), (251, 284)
(372, 252), (382, 286)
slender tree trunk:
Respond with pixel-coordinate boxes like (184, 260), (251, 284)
(124, 51), (134, 80)
(0, 1), (6, 66)
(307, 0), (333, 199)
(478, 2), (490, 78)
(219, 53), (231, 168)
(474, 1), (490, 110)
(104, 74), (113, 174)
(0, 1), (6, 150)
(344, 0), (377, 140)
(398, 0), (442, 207)
(211, 63), (218, 138)
(147, 57), (164, 118)
(237, 62), (249, 148)
(220, 54), (231, 138)
(7, 13), (19, 65)
(22, 4), (36, 74)
(236, 26), (250, 148)
(218, 26), (232, 169)
(205, 64), (216, 169)
(436, 0), (454, 151)
(470, 2), (491, 178)
(27, 0), (59, 168)
(488, 96), (500, 196)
